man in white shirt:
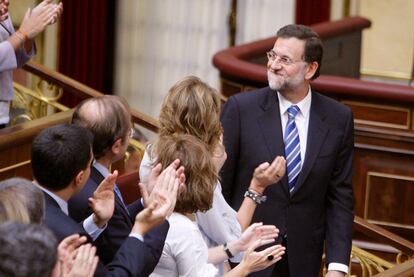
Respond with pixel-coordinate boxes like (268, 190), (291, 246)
(220, 24), (354, 277)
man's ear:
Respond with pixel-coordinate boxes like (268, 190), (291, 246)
(305, 61), (318, 80)
(74, 170), (85, 189)
(112, 138), (123, 155)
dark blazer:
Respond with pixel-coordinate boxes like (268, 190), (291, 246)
(42, 192), (151, 277)
(220, 87), (354, 277)
(68, 167), (169, 274)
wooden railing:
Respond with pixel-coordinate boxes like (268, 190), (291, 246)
(373, 259), (414, 276)
(22, 61), (159, 132)
(0, 60), (159, 180)
(213, 16), (371, 92)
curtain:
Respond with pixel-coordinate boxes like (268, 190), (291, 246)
(236, 0), (295, 44)
(59, 0), (116, 106)
(114, 0), (231, 120)
(295, 0), (330, 25)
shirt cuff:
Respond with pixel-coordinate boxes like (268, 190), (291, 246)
(83, 215), (106, 241)
(328, 263), (348, 274)
(229, 251), (243, 263)
(129, 233), (144, 242)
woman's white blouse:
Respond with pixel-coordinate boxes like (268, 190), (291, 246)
(150, 213), (218, 277)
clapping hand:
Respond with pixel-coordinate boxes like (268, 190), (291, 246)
(133, 167), (180, 235)
(65, 244), (99, 277)
(89, 170), (118, 228)
(239, 239), (285, 274)
(31, 0), (63, 25)
(0, 0), (9, 21)
(250, 156), (286, 194)
(236, 222), (279, 252)
(141, 159), (185, 213)
(51, 234), (98, 277)
(19, 0), (63, 40)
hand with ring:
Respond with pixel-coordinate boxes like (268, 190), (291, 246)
(237, 239), (286, 274)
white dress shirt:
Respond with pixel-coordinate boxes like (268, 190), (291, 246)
(278, 88), (348, 274)
(278, 88), (311, 165)
(150, 212), (218, 277)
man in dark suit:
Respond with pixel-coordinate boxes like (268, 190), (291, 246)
(68, 95), (176, 273)
(32, 124), (177, 276)
(220, 24), (354, 277)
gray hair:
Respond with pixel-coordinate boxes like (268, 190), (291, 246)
(0, 222), (57, 277)
(0, 177), (45, 223)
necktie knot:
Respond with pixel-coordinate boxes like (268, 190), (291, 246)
(287, 105), (300, 119)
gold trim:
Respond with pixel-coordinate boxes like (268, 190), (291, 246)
(361, 68), (412, 81)
(354, 119), (409, 130)
(367, 171), (414, 182)
(14, 82), (68, 112)
(350, 245), (394, 276)
(343, 0), (351, 17)
(0, 160), (31, 173)
(342, 100), (410, 130)
(367, 220), (414, 230)
(129, 139), (145, 152)
(365, 171), (414, 229)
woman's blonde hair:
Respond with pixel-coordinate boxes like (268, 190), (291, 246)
(154, 134), (217, 214)
(158, 76), (222, 152)
(0, 190), (31, 224)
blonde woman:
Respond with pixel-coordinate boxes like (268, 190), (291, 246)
(140, 76), (286, 267)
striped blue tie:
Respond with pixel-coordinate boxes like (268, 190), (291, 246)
(284, 105), (301, 193)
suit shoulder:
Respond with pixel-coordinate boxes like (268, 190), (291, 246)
(226, 87), (272, 110)
(230, 87), (270, 101)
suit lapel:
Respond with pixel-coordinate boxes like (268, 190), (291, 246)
(291, 92), (329, 196)
(90, 167), (131, 221)
(257, 88), (290, 196)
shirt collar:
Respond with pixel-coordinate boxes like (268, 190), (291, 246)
(35, 183), (69, 215)
(93, 160), (110, 178)
(277, 86), (312, 118)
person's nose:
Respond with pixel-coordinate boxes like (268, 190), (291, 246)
(268, 58), (282, 70)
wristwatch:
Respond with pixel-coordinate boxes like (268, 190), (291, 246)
(223, 243), (234, 259)
(244, 189), (267, 204)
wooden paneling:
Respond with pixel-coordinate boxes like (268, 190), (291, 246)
(365, 172), (414, 227)
(353, 142), (414, 241)
(343, 100), (411, 130)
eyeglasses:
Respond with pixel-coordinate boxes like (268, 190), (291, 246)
(129, 127), (135, 139)
(266, 50), (303, 66)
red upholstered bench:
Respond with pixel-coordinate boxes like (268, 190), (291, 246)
(116, 171), (141, 205)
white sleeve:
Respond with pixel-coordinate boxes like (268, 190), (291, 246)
(3, 17), (35, 68)
(82, 215), (106, 241)
(196, 182), (242, 246)
(174, 228), (218, 277)
(139, 149), (153, 184)
(0, 41), (17, 71)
